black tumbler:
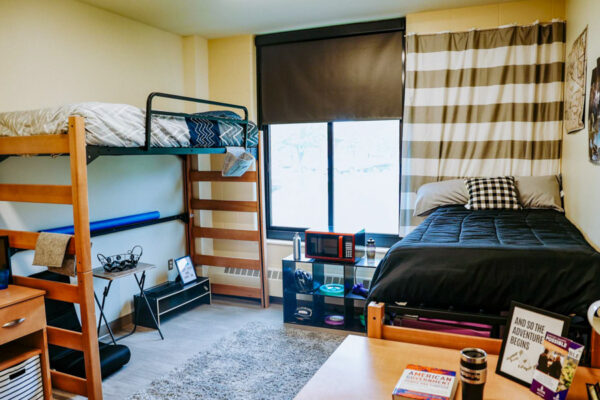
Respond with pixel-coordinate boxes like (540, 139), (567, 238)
(460, 348), (487, 400)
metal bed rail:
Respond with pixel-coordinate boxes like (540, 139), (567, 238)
(145, 92), (250, 151)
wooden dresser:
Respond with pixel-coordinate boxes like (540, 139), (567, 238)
(0, 285), (52, 399)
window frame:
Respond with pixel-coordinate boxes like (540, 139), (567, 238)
(257, 17), (407, 248)
(263, 121), (402, 248)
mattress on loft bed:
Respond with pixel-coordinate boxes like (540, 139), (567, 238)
(0, 102), (258, 148)
(367, 206), (600, 318)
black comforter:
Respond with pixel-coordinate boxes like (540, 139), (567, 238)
(367, 206), (600, 317)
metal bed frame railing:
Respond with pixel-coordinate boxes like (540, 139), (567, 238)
(144, 92), (250, 151)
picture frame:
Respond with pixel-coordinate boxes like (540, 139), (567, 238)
(175, 255), (197, 285)
(565, 26), (587, 134)
(496, 302), (570, 387)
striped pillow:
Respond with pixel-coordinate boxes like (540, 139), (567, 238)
(464, 176), (521, 210)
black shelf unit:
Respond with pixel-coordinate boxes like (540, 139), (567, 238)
(282, 255), (379, 332)
(134, 276), (211, 328)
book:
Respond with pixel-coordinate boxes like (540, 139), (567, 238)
(392, 364), (458, 400)
(530, 332), (584, 400)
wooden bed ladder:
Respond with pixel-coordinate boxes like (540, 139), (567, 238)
(0, 116), (103, 399)
(184, 135), (269, 307)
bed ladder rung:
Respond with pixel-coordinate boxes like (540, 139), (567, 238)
(194, 254), (261, 270)
(192, 227), (259, 241)
(51, 370), (87, 397)
(12, 276), (80, 303)
(191, 199), (258, 212)
(0, 183), (72, 204)
(47, 326), (84, 351)
(211, 283), (261, 299)
(0, 135), (70, 155)
(0, 229), (76, 254)
(190, 170), (257, 182)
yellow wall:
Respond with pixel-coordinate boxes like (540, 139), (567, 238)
(562, 0), (600, 249)
(0, 0), (184, 111)
(208, 35), (257, 121)
(0, 0), (203, 322)
(407, 0), (565, 33)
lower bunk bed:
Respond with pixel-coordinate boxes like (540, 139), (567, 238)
(365, 206), (600, 367)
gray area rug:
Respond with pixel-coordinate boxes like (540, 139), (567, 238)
(129, 322), (346, 400)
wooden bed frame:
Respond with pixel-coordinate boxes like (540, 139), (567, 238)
(0, 117), (102, 398)
(367, 302), (600, 368)
(0, 109), (269, 398)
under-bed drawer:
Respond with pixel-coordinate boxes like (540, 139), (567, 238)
(0, 297), (45, 346)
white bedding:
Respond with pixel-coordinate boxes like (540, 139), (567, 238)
(0, 102), (190, 147)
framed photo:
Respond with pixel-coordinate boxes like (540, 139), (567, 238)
(175, 255), (197, 285)
(496, 302), (570, 387)
(565, 26), (587, 134)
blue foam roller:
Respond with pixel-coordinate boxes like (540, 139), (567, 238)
(42, 211), (161, 235)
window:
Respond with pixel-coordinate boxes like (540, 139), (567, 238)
(266, 120), (400, 245)
(269, 123), (328, 228)
(257, 18), (405, 247)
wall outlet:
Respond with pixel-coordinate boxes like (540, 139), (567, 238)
(168, 259), (174, 270)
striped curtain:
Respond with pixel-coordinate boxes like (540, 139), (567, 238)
(400, 21), (565, 236)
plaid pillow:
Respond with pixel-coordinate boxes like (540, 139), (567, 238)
(464, 176), (521, 210)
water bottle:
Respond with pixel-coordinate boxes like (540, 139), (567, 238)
(293, 232), (302, 260)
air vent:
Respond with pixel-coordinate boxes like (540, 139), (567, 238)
(223, 268), (280, 279)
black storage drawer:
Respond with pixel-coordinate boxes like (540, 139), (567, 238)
(134, 277), (210, 328)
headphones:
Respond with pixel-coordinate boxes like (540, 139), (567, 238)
(294, 269), (315, 294)
(98, 245), (143, 273)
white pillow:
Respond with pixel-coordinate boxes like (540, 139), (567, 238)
(514, 175), (563, 212)
(413, 179), (468, 216)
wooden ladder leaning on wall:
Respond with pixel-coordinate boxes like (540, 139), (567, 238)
(0, 116), (103, 399)
(183, 132), (269, 307)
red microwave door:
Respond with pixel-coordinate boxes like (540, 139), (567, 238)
(306, 234), (339, 258)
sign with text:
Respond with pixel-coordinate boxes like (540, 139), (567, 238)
(496, 302), (570, 387)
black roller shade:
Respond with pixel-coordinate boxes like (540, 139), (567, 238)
(257, 25), (404, 125)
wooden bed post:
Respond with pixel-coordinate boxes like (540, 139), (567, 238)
(257, 131), (269, 308)
(183, 155), (195, 260)
(367, 302), (385, 339)
(68, 116), (103, 400)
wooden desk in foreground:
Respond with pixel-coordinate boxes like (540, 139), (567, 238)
(295, 335), (600, 400)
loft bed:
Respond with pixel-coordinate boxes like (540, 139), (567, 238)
(0, 93), (268, 399)
(0, 92), (259, 163)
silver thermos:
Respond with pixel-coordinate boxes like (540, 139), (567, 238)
(293, 232), (302, 260)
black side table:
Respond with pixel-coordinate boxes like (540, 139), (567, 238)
(92, 262), (164, 344)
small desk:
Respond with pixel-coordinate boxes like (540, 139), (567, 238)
(295, 335), (600, 400)
(0, 285), (52, 399)
(92, 262), (164, 344)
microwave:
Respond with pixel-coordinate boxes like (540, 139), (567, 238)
(304, 227), (365, 263)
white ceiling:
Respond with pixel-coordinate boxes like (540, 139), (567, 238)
(77, 0), (515, 38)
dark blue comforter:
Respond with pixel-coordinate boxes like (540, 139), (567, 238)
(367, 206), (600, 317)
